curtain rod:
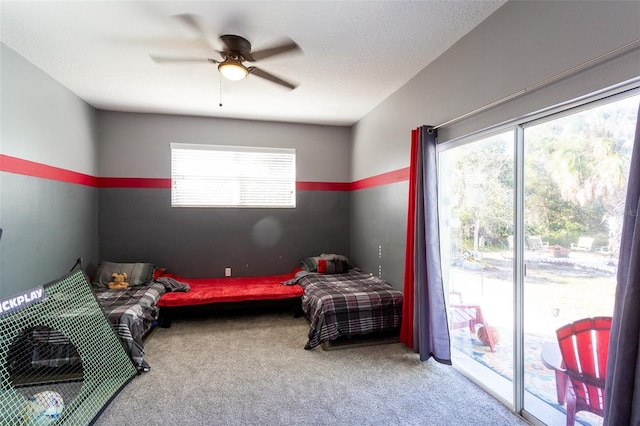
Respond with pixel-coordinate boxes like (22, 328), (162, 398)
(431, 37), (640, 131)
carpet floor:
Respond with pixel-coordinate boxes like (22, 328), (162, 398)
(94, 311), (529, 426)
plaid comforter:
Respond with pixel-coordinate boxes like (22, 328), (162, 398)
(18, 327), (82, 369)
(297, 270), (403, 349)
(94, 282), (166, 370)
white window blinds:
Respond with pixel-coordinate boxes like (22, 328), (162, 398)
(171, 143), (296, 208)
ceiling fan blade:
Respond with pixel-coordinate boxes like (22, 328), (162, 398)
(150, 55), (217, 64)
(173, 14), (218, 52)
(219, 34), (252, 58)
(248, 66), (297, 90)
(249, 39), (301, 62)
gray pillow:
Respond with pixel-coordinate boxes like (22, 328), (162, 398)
(94, 262), (154, 287)
(301, 254), (351, 274)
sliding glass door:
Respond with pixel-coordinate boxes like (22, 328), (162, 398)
(438, 91), (639, 424)
(522, 95), (638, 425)
(439, 131), (515, 404)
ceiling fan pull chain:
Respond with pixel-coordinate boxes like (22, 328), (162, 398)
(219, 77), (223, 107)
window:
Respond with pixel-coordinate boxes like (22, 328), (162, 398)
(171, 143), (296, 208)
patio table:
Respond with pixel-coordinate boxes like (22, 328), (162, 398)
(541, 341), (568, 405)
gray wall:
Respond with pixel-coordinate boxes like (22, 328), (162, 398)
(350, 182), (408, 290)
(350, 1), (640, 289)
(0, 44), (99, 298)
(97, 111), (351, 182)
(96, 111), (352, 277)
(99, 189), (349, 277)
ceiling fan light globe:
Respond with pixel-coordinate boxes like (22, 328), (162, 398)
(218, 61), (248, 81)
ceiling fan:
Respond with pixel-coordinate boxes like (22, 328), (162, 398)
(151, 14), (302, 90)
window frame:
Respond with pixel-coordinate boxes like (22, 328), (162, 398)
(170, 143), (297, 208)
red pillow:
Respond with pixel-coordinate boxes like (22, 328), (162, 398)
(317, 259), (328, 273)
(153, 267), (166, 280)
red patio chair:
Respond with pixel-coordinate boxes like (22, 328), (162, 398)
(555, 316), (611, 426)
(449, 292), (496, 352)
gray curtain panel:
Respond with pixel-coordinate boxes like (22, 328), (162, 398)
(412, 126), (451, 363)
(604, 103), (640, 425)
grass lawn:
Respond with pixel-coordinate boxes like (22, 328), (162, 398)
(448, 251), (616, 336)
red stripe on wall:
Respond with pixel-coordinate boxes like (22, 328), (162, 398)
(296, 181), (351, 191)
(350, 167), (410, 191)
(97, 177), (172, 188)
(0, 154), (98, 186)
(2, 155), (410, 190)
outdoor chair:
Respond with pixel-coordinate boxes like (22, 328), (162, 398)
(449, 292), (496, 352)
(570, 237), (594, 252)
(555, 316), (611, 426)
(527, 236), (549, 251)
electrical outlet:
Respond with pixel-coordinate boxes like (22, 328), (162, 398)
(225, 267), (232, 277)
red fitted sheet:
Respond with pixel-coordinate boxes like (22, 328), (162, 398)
(157, 271), (303, 308)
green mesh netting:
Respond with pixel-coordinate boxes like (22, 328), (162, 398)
(0, 269), (138, 424)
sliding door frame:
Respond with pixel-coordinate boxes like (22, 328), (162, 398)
(514, 125), (525, 416)
(437, 80), (640, 423)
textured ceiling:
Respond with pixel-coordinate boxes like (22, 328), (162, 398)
(1, 1), (506, 126)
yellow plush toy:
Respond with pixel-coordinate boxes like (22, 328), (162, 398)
(108, 272), (129, 290)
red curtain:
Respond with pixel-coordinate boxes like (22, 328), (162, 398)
(399, 128), (419, 347)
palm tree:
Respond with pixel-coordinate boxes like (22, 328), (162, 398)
(542, 105), (632, 256)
